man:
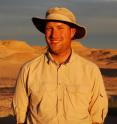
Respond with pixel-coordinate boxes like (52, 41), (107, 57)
(13, 7), (108, 124)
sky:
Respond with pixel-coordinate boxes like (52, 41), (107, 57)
(0, 0), (117, 49)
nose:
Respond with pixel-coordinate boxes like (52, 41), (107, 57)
(51, 28), (59, 39)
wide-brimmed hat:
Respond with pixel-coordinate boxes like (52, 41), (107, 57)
(32, 7), (86, 39)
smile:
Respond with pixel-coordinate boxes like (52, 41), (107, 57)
(51, 40), (61, 44)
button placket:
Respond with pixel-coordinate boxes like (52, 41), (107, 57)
(57, 66), (63, 113)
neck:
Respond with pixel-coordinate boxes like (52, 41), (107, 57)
(50, 48), (72, 64)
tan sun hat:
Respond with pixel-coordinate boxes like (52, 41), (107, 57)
(32, 7), (86, 39)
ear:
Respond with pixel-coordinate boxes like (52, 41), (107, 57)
(70, 28), (76, 39)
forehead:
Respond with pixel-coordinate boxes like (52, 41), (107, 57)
(46, 21), (70, 27)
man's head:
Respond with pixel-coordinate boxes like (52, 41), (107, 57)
(45, 21), (76, 54)
(32, 7), (86, 55)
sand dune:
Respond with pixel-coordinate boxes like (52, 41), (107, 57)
(0, 40), (35, 52)
(0, 40), (117, 117)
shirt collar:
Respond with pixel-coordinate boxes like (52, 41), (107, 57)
(45, 49), (77, 65)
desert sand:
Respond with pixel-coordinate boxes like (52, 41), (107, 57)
(0, 40), (117, 117)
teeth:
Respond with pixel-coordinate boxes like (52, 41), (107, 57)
(52, 40), (59, 43)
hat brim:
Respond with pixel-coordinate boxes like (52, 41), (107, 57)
(32, 17), (86, 39)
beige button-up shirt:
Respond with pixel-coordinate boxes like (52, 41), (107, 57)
(13, 50), (108, 124)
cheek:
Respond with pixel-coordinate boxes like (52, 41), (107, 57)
(63, 31), (71, 40)
(45, 34), (50, 45)
(45, 32), (51, 43)
(45, 31), (50, 38)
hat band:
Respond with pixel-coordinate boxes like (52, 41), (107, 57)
(46, 13), (75, 24)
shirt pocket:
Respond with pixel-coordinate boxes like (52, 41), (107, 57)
(66, 84), (90, 94)
(45, 83), (57, 92)
(66, 84), (91, 109)
(66, 85), (78, 93)
(29, 81), (47, 107)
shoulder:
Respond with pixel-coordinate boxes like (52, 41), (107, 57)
(73, 52), (100, 73)
(20, 53), (45, 72)
(74, 52), (103, 86)
(75, 52), (97, 67)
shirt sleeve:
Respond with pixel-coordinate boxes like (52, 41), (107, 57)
(88, 65), (108, 124)
(13, 65), (29, 123)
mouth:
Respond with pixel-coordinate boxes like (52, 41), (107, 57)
(51, 40), (61, 44)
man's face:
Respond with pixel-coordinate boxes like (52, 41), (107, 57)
(45, 21), (76, 55)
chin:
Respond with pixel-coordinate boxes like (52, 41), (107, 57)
(49, 48), (61, 55)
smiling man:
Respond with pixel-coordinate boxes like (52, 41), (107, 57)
(45, 21), (76, 64)
(13, 7), (108, 124)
